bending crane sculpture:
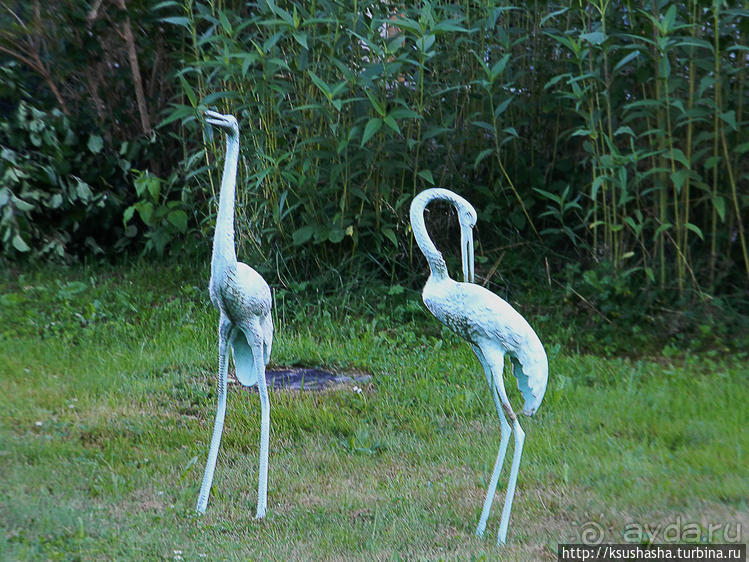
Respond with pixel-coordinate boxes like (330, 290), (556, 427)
(196, 110), (274, 519)
(410, 188), (548, 545)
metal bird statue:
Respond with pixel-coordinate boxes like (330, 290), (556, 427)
(196, 110), (274, 519)
(410, 188), (548, 545)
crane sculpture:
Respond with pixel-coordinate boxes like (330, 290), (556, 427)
(196, 110), (274, 519)
(410, 188), (548, 545)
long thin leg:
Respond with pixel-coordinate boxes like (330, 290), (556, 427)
(472, 345), (512, 538)
(241, 320), (271, 519)
(197, 316), (233, 513)
(493, 370), (525, 545)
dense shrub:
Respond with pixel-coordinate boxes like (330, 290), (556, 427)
(0, 66), (133, 259)
(162, 0), (748, 297)
(1, 1), (747, 306)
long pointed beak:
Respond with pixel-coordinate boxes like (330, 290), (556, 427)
(204, 109), (224, 119)
(460, 223), (475, 284)
(203, 109), (227, 127)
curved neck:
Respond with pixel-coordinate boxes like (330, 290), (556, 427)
(212, 132), (239, 270)
(410, 190), (451, 281)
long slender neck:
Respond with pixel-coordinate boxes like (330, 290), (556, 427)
(410, 191), (450, 281)
(212, 132), (240, 272)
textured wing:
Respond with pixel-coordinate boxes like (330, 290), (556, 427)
(512, 351), (548, 416)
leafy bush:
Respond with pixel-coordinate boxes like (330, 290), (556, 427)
(0, 96), (131, 259)
(160, 0), (747, 299)
(1, 1), (747, 315)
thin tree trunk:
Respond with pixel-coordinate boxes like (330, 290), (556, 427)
(115, 0), (151, 134)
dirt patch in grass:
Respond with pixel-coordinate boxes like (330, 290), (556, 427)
(126, 488), (167, 514)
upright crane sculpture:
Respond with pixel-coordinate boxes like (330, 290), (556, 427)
(410, 188), (548, 545)
(196, 110), (274, 519)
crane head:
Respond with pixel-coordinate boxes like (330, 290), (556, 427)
(457, 204), (477, 284)
(203, 110), (239, 137)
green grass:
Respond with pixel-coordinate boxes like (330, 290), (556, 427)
(1, 263), (746, 560)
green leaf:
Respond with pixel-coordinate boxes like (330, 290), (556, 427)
(76, 180), (93, 202)
(218, 10), (232, 34)
(540, 7), (568, 27)
(160, 16), (190, 27)
(533, 187), (560, 204)
(147, 177), (161, 202)
(685, 222), (704, 241)
(365, 90), (385, 117)
(704, 156), (721, 170)
(153, 1), (180, 9)
(720, 111), (737, 131)
(614, 126), (635, 137)
(654, 222), (672, 238)
(422, 126), (451, 140)
(472, 121), (494, 132)
(712, 196), (726, 222)
(580, 31), (604, 45)
(663, 5), (676, 33)
(12, 234), (30, 253)
(308, 70), (331, 97)
(167, 210), (188, 233)
(135, 201), (154, 225)
(433, 20), (468, 34)
(389, 108), (421, 120)
(474, 148), (494, 169)
(123, 205), (136, 226)
(48, 193), (63, 209)
(361, 118), (382, 147)
(12, 197), (34, 212)
(670, 169), (689, 192)
(179, 75), (197, 107)
(383, 115), (401, 135)
(591, 175), (609, 199)
(417, 169), (434, 185)
(293, 32), (308, 49)
(381, 227), (398, 248)
(489, 54), (511, 80)
(670, 148), (690, 169)
(87, 134), (103, 154)
(415, 34), (435, 53)
(494, 96), (513, 118)
(328, 227), (345, 243)
(292, 226), (314, 245)
(613, 51), (639, 74)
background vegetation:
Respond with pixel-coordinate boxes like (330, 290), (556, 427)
(0, 0), (749, 336)
(2, 2), (747, 558)
(1, 1), (747, 339)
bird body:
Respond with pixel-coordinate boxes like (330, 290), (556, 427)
(422, 276), (547, 415)
(410, 187), (548, 544)
(196, 110), (273, 519)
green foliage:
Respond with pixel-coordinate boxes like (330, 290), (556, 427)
(163, 0), (550, 281)
(1, 0), (747, 310)
(123, 169), (196, 257)
(542, 0), (748, 293)
(155, 0), (747, 299)
(0, 95), (131, 260)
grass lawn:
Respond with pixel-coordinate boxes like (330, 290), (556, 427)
(1, 263), (746, 560)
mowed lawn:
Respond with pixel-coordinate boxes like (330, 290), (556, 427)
(1, 264), (746, 561)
